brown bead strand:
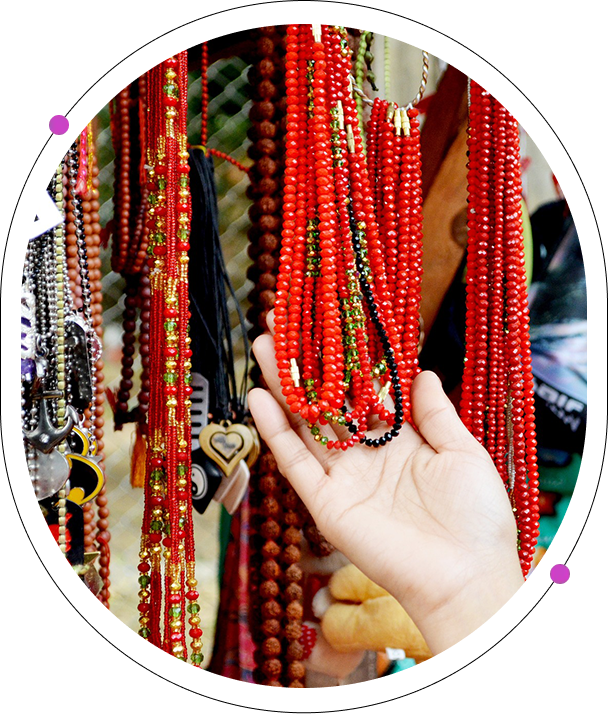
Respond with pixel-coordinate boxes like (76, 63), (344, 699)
(52, 136), (109, 597)
(245, 26), (285, 358)
(82, 142), (110, 572)
(85, 161), (106, 451)
(253, 27), (305, 688)
(136, 266), (151, 427)
(88, 164), (111, 600)
(245, 26), (284, 685)
(113, 276), (139, 427)
(109, 87), (132, 274)
(109, 79), (148, 276)
(255, 449), (284, 685)
(108, 78), (149, 438)
(245, 25), (308, 687)
(85, 151), (111, 605)
(280, 482), (305, 687)
(124, 75), (149, 275)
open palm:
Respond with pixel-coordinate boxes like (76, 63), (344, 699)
(248, 332), (524, 654)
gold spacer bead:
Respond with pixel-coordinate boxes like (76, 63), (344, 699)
(189, 615), (201, 626)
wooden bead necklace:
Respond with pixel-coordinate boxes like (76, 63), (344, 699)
(243, 25), (308, 687)
(108, 77), (152, 431)
(135, 51), (203, 664)
(461, 80), (540, 576)
(63, 131), (112, 604)
(274, 24), (426, 450)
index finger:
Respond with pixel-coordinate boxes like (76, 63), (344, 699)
(248, 388), (327, 506)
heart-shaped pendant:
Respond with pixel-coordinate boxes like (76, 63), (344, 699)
(198, 422), (254, 477)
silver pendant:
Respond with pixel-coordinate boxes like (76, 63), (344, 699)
(31, 447), (70, 500)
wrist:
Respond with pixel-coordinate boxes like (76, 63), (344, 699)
(398, 546), (525, 655)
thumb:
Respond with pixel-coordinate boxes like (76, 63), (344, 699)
(411, 371), (478, 453)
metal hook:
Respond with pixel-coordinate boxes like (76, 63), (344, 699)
(408, 51), (430, 109)
(349, 49), (429, 110)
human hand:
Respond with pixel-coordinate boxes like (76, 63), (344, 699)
(248, 319), (524, 655)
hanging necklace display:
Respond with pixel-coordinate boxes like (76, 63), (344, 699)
(22, 149), (104, 565)
(461, 80), (540, 576)
(189, 44), (258, 515)
(107, 77), (152, 436)
(274, 25), (426, 450)
(135, 51), (203, 665)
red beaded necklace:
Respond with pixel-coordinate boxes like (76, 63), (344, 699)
(274, 24), (424, 449)
(461, 80), (540, 577)
(274, 29), (538, 577)
(136, 51), (203, 665)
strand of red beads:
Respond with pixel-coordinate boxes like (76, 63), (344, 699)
(274, 25), (426, 450)
(486, 99), (508, 475)
(502, 106), (539, 573)
(461, 81), (539, 576)
(136, 51), (203, 665)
